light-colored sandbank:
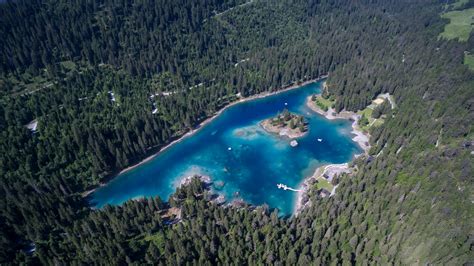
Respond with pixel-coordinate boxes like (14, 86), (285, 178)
(294, 92), (372, 215)
(82, 76), (327, 198)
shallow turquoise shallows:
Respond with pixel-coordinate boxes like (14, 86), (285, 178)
(90, 80), (361, 215)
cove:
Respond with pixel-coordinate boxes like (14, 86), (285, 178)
(90, 80), (361, 215)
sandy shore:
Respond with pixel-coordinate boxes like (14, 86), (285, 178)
(306, 96), (370, 152)
(82, 76), (327, 198)
(294, 95), (372, 215)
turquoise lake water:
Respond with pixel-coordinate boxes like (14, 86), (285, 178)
(90, 80), (361, 215)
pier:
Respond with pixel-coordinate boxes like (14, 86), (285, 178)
(277, 183), (301, 192)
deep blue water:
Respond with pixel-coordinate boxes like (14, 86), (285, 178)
(90, 81), (361, 215)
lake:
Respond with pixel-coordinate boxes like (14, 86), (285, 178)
(90, 80), (361, 215)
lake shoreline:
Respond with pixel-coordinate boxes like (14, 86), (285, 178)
(294, 92), (372, 215)
(305, 94), (370, 152)
(83, 76), (327, 199)
(294, 163), (352, 215)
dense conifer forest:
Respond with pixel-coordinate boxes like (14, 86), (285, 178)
(0, 0), (473, 264)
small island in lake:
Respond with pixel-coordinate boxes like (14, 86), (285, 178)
(260, 108), (308, 139)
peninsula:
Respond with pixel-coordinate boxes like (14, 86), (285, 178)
(260, 108), (308, 139)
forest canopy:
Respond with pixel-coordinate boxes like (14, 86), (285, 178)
(0, 0), (473, 264)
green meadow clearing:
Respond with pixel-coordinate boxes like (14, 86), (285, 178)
(464, 53), (474, 71)
(439, 8), (474, 42)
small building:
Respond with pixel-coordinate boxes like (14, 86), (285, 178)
(25, 119), (38, 132)
(372, 98), (385, 105)
(319, 189), (331, 198)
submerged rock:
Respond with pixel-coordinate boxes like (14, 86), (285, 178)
(214, 180), (225, 189)
(290, 140), (298, 147)
(179, 175), (211, 187)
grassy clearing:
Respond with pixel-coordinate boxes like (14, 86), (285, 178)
(464, 53), (474, 71)
(316, 96), (333, 108)
(60, 60), (78, 71)
(357, 107), (373, 118)
(358, 121), (371, 132)
(357, 107), (386, 132)
(144, 232), (165, 245)
(315, 177), (334, 191)
(312, 95), (334, 111)
(439, 8), (474, 42)
(372, 119), (385, 128)
(143, 231), (166, 253)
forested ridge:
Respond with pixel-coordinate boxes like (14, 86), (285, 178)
(0, 0), (473, 264)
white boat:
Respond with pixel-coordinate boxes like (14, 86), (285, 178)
(317, 138), (322, 142)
